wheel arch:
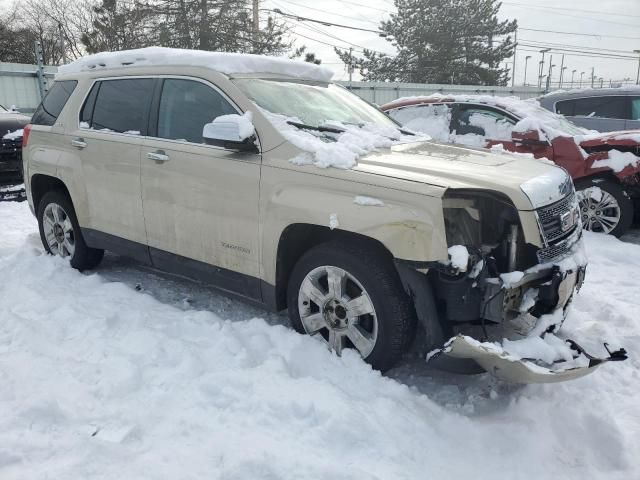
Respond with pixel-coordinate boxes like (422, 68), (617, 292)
(273, 223), (395, 311)
(30, 174), (72, 212)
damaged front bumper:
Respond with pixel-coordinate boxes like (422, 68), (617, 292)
(433, 334), (627, 384)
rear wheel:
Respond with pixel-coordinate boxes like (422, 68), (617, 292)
(287, 241), (416, 372)
(576, 178), (633, 237)
(37, 191), (104, 270)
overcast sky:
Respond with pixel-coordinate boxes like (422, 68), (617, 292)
(265, 0), (640, 87)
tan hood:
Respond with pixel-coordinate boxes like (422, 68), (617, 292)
(354, 140), (570, 210)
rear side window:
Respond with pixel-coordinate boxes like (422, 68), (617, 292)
(558, 96), (628, 119)
(31, 80), (78, 126)
(83, 78), (154, 134)
(156, 79), (236, 143)
(631, 97), (640, 121)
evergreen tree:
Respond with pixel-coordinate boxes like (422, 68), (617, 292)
(337, 0), (517, 85)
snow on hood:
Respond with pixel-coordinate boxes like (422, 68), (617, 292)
(577, 129), (640, 146)
(520, 166), (573, 208)
(57, 47), (334, 82)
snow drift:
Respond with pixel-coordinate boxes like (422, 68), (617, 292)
(0, 202), (638, 479)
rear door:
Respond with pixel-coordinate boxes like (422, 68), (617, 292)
(141, 77), (262, 296)
(72, 77), (153, 252)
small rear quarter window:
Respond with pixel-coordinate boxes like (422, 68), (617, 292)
(31, 80), (78, 126)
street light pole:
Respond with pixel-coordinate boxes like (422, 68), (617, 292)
(560, 66), (567, 89)
(523, 55), (531, 86)
(538, 48), (550, 88)
(580, 71), (585, 88)
(570, 69), (576, 88)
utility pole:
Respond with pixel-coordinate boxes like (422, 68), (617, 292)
(558, 54), (565, 88)
(511, 28), (517, 87)
(58, 22), (67, 64)
(348, 47), (353, 84)
(253, 0), (259, 51)
(571, 69), (576, 88)
(546, 55), (554, 92)
(523, 55), (531, 86)
(34, 41), (48, 100)
(634, 50), (640, 85)
(580, 71), (585, 88)
(591, 67), (595, 88)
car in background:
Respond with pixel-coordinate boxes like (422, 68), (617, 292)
(381, 94), (640, 237)
(539, 88), (640, 132)
(0, 103), (30, 185)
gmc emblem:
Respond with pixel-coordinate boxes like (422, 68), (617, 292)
(560, 206), (579, 232)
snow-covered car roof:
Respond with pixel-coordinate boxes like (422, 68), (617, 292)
(541, 85), (640, 100)
(381, 93), (590, 139)
(57, 47), (334, 83)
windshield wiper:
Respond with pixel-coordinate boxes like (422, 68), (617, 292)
(286, 120), (344, 134)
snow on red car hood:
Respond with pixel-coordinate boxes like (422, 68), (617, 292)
(577, 130), (640, 148)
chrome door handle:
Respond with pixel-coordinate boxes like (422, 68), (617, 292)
(147, 151), (170, 163)
(71, 138), (87, 149)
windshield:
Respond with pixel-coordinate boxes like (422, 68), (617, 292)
(234, 79), (399, 130)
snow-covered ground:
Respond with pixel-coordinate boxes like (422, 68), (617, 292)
(1, 200), (639, 479)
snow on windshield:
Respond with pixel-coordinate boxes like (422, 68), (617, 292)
(262, 109), (418, 169)
(58, 47), (334, 82)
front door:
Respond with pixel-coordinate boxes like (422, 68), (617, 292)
(140, 77), (262, 298)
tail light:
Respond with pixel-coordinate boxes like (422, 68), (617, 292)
(22, 124), (32, 147)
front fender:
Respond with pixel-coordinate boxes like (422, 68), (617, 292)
(259, 166), (448, 284)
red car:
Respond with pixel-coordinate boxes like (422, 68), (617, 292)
(381, 95), (640, 237)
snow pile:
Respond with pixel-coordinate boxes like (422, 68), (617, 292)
(592, 150), (640, 173)
(203, 111), (255, 141)
(353, 195), (385, 207)
(58, 47), (334, 82)
(447, 245), (469, 272)
(1, 202), (639, 479)
(264, 111), (412, 169)
(328, 213), (339, 230)
(387, 103), (449, 141)
(2, 128), (23, 141)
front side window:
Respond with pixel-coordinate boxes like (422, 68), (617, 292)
(85, 78), (154, 134)
(571, 96), (628, 119)
(32, 80), (78, 126)
(157, 79), (236, 143)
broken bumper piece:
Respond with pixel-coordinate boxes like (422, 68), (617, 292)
(432, 335), (627, 384)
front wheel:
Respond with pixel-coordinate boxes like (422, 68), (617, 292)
(575, 178), (633, 237)
(37, 191), (104, 270)
(287, 241), (416, 372)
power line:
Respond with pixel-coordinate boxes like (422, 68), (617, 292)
(519, 39), (638, 55)
(272, 8), (382, 33)
(518, 27), (640, 41)
(505, 4), (639, 28)
(519, 47), (638, 62)
(503, 2), (640, 19)
(273, 0), (380, 27)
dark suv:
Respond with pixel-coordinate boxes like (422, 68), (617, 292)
(0, 104), (30, 185)
(539, 88), (640, 132)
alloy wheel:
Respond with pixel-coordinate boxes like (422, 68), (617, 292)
(297, 265), (378, 357)
(578, 187), (621, 234)
(42, 203), (75, 257)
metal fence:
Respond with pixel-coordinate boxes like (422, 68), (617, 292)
(337, 81), (546, 104)
(0, 63), (57, 113)
(0, 63), (548, 112)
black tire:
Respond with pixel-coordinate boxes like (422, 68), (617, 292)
(37, 190), (104, 270)
(575, 178), (633, 237)
(287, 240), (416, 372)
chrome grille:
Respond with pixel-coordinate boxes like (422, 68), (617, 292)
(537, 220), (582, 264)
(536, 192), (579, 243)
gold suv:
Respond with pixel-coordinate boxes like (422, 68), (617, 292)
(22, 48), (625, 382)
